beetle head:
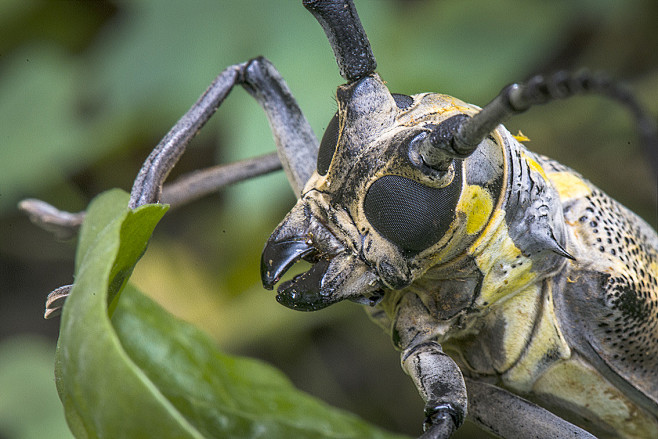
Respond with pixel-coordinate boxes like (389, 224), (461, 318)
(261, 75), (505, 311)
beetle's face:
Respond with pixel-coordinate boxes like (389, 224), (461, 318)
(262, 75), (505, 311)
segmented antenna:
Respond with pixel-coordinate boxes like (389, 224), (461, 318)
(421, 70), (658, 174)
(303, 0), (377, 82)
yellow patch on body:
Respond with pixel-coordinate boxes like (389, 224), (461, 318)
(502, 281), (571, 391)
(458, 185), (494, 235)
(533, 359), (658, 438)
(513, 130), (531, 142)
(471, 218), (537, 307)
(548, 171), (593, 201)
(488, 283), (542, 373)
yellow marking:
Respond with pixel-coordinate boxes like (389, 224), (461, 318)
(440, 97), (474, 115)
(495, 283), (541, 374)
(467, 202), (504, 255)
(513, 130), (531, 142)
(548, 172), (592, 201)
(458, 185), (493, 235)
(464, 128), (508, 254)
(503, 282), (571, 392)
(533, 360), (658, 437)
(521, 151), (549, 181)
(471, 219), (537, 307)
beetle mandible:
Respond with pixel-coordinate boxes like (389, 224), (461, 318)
(255, 1), (658, 438)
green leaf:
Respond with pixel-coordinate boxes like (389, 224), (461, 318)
(55, 189), (408, 439)
(112, 284), (407, 439)
(55, 189), (187, 438)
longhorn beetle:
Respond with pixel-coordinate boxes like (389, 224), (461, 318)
(261, 1), (658, 437)
(262, 1), (658, 438)
(22, 1), (657, 438)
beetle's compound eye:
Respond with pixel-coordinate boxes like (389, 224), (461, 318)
(363, 164), (462, 253)
(391, 93), (413, 110)
(317, 112), (340, 176)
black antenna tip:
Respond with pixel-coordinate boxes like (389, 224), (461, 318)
(303, 0), (377, 82)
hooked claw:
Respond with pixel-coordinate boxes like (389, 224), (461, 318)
(261, 236), (336, 311)
(261, 238), (316, 289)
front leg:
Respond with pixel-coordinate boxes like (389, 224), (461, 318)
(401, 343), (597, 439)
(130, 56), (318, 208)
(241, 57), (318, 195)
(402, 341), (467, 439)
(25, 56), (319, 317)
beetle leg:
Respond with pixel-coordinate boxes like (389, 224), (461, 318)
(241, 57), (319, 196)
(465, 378), (597, 439)
(27, 57), (317, 222)
(129, 56), (318, 209)
(160, 152), (281, 207)
(402, 341), (467, 439)
(26, 56), (319, 317)
(401, 341), (598, 438)
(129, 62), (246, 208)
(20, 152), (281, 241)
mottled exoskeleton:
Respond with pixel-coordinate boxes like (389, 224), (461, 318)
(260, 1), (658, 438)
(24, 0), (657, 438)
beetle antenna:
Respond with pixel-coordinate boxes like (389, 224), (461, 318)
(303, 0), (377, 82)
(421, 70), (658, 174)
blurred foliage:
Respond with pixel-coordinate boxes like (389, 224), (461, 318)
(0, 336), (72, 439)
(1, 0), (656, 438)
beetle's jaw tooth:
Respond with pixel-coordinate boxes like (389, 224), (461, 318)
(261, 201), (384, 311)
(261, 226), (345, 311)
(275, 258), (335, 311)
(260, 203), (342, 309)
(261, 238), (316, 289)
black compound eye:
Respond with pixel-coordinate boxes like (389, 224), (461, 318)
(363, 164), (462, 253)
(317, 112), (340, 176)
(392, 93), (413, 110)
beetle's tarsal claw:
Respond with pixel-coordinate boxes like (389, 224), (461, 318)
(420, 404), (462, 439)
(261, 239), (315, 289)
(44, 284), (72, 319)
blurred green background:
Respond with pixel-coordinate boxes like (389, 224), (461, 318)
(1, 0), (656, 438)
